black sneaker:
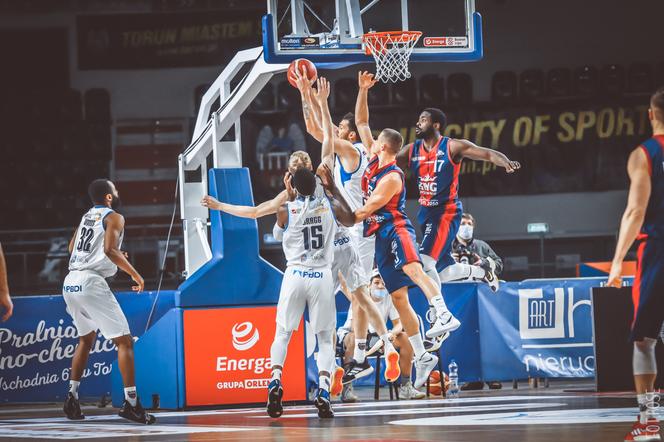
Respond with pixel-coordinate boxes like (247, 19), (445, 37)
(118, 398), (156, 424)
(314, 389), (334, 418)
(63, 392), (85, 420)
(266, 379), (284, 418)
(342, 359), (374, 384)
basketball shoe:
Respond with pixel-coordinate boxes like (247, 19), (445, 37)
(266, 379), (284, 418)
(63, 392), (85, 420)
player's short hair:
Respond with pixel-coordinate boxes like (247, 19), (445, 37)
(422, 107), (447, 129)
(88, 179), (113, 204)
(378, 128), (403, 154)
(651, 87), (664, 121)
(341, 113), (358, 135)
(288, 150), (312, 173)
(291, 167), (317, 197)
(461, 213), (476, 225)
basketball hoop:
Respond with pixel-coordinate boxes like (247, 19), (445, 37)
(362, 31), (422, 83)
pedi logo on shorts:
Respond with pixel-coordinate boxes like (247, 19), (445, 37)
(231, 322), (259, 351)
(292, 269), (323, 278)
(63, 285), (82, 293)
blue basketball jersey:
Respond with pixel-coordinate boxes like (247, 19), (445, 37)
(361, 156), (411, 237)
(639, 135), (664, 240)
(408, 136), (461, 208)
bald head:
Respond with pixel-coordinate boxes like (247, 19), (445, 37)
(378, 129), (403, 155)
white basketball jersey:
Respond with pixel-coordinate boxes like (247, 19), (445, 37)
(69, 206), (123, 278)
(282, 183), (336, 268)
(334, 143), (368, 212)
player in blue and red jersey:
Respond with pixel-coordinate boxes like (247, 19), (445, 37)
(608, 88), (664, 442)
(391, 104), (520, 337)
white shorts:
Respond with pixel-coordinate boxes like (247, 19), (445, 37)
(332, 232), (366, 293)
(62, 270), (130, 339)
(350, 223), (375, 277)
(277, 266), (336, 334)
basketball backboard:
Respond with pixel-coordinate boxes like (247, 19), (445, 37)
(262, 0), (482, 64)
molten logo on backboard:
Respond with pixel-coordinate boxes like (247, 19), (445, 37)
(231, 322), (259, 351)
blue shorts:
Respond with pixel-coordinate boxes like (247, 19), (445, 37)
(417, 202), (463, 272)
(374, 223), (421, 293)
(631, 237), (664, 341)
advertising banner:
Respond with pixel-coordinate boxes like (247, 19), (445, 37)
(183, 306), (307, 406)
(0, 291), (175, 403)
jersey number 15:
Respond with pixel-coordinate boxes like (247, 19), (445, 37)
(302, 225), (323, 250)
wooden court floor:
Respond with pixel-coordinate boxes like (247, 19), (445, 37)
(0, 380), (656, 441)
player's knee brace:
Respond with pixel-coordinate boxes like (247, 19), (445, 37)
(421, 254), (442, 287)
(633, 338), (658, 375)
(270, 327), (292, 367)
(315, 330), (335, 374)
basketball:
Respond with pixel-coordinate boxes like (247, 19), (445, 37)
(287, 58), (317, 88)
(428, 370), (450, 396)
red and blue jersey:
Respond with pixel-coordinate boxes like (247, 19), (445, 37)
(639, 135), (664, 240)
(409, 136), (461, 210)
(361, 156), (412, 237)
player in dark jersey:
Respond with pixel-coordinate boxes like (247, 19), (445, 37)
(392, 98), (520, 326)
(608, 88), (664, 442)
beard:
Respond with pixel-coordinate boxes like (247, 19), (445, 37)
(111, 195), (122, 211)
(415, 126), (435, 139)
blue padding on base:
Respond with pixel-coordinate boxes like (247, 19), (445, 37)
(112, 308), (184, 409)
(177, 168), (283, 307)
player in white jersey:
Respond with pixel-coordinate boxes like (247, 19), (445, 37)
(62, 179), (155, 425)
(293, 71), (400, 385)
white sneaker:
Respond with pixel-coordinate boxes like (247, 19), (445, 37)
(414, 353), (439, 389)
(481, 257), (500, 292)
(426, 312), (461, 338)
(399, 382), (425, 399)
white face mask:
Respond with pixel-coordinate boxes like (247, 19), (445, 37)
(458, 224), (474, 241)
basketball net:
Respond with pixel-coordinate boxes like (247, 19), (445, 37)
(362, 31), (422, 83)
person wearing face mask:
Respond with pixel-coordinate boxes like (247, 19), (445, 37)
(337, 269), (426, 401)
(438, 213), (502, 293)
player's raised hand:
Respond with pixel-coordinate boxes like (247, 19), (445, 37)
(284, 171), (296, 201)
(294, 65), (315, 93)
(131, 272), (145, 293)
(201, 195), (221, 210)
(313, 77), (330, 103)
(358, 71), (378, 90)
(316, 163), (335, 192)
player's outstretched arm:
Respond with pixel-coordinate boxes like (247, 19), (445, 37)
(396, 143), (412, 171)
(312, 77), (335, 171)
(355, 71), (378, 154)
(450, 138), (521, 173)
(294, 66), (324, 141)
(103, 213), (144, 293)
(0, 242), (13, 322)
(201, 182), (291, 219)
(353, 172), (402, 223)
(607, 147), (652, 287)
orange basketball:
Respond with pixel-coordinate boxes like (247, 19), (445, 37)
(287, 58), (317, 88)
(428, 370), (450, 396)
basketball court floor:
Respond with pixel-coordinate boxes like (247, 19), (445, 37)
(0, 381), (643, 441)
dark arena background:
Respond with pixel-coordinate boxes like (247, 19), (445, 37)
(0, 0), (663, 441)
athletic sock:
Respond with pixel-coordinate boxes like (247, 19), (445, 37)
(381, 333), (396, 354)
(271, 368), (283, 382)
(408, 333), (426, 359)
(638, 393), (648, 424)
(319, 374), (330, 392)
(69, 380), (80, 400)
(354, 339), (367, 363)
(124, 386), (137, 407)
(430, 295), (449, 317)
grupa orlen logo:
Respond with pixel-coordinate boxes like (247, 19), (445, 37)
(231, 322), (259, 351)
